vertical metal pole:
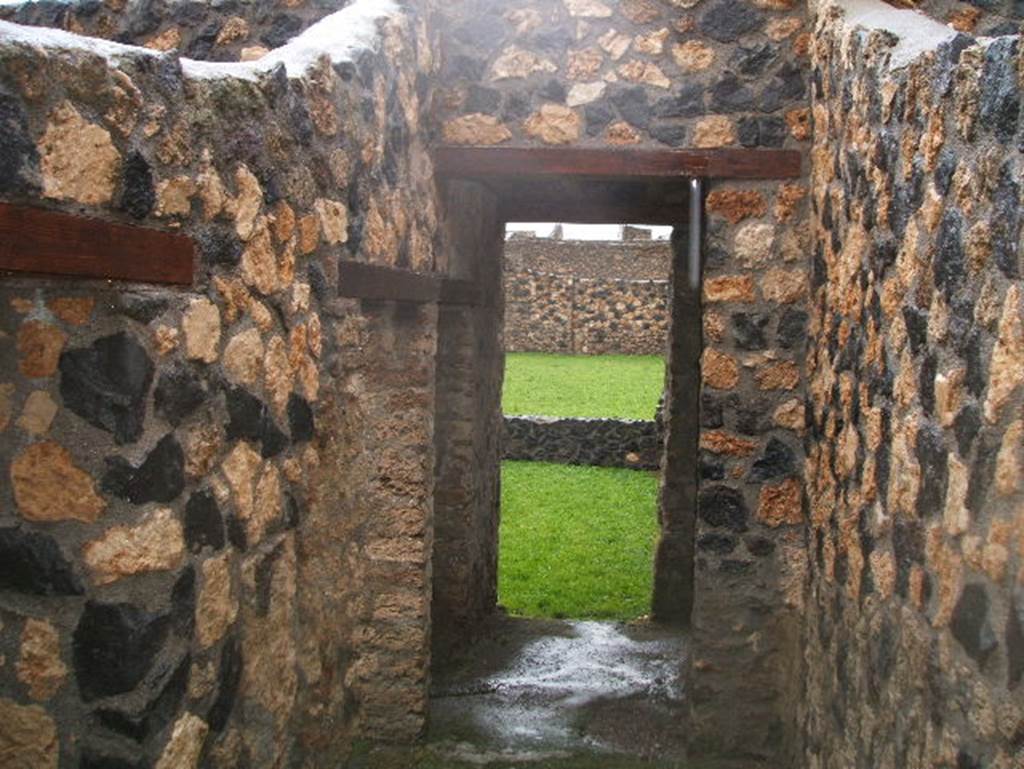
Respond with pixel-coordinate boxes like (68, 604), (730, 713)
(688, 177), (703, 291)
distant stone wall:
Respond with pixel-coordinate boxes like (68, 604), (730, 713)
(505, 269), (669, 355)
(503, 415), (661, 469)
(505, 236), (670, 280)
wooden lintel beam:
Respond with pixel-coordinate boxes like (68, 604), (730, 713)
(434, 146), (803, 181)
(338, 261), (481, 306)
(0, 203), (194, 285)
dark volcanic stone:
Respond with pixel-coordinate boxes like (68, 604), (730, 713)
(154, 363), (207, 426)
(0, 527), (84, 596)
(171, 566), (196, 639)
(502, 91), (532, 122)
(1008, 593), (1024, 688)
(777, 308), (808, 349)
(980, 37), (1020, 143)
(737, 116), (760, 147)
(992, 162), (1021, 278)
(539, 78), (567, 103)
(893, 521), (925, 599)
(103, 434), (185, 505)
(95, 652), (189, 744)
(732, 312), (769, 350)
(951, 584), (998, 666)
(915, 423), (948, 517)
(464, 84), (501, 115)
(119, 152), (155, 220)
(115, 293), (169, 325)
(649, 122), (687, 146)
(760, 62), (806, 112)
(584, 103), (615, 136)
(610, 86), (650, 129)
(902, 306), (929, 355)
(698, 485), (748, 532)
(208, 634), (243, 732)
(59, 332), (154, 444)
(198, 226), (242, 268)
(0, 89), (40, 196)
(225, 387), (288, 458)
(697, 533), (736, 555)
(736, 398), (773, 435)
(746, 536), (775, 557)
(185, 490), (225, 554)
(710, 73), (755, 113)
(80, 750), (144, 769)
(288, 394), (315, 443)
(749, 438), (796, 482)
(757, 116), (788, 147)
(261, 12), (303, 47)
(654, 84), (704, 118)
(700, 455), (725, 480)
(73, 601), (170, 702)
(954, 403), (982, 458)
(699, 0), (764, 42)
(732, 43), (777, 77)
(934, 209), (965, 300)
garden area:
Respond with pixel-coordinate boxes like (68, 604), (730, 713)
(499, 353), (665, 621)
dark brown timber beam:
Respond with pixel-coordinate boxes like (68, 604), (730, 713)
(0, 203), (194, 285)
(433, 147), (802, 181)
(338, 261), (481, 306)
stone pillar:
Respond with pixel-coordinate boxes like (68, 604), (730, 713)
(652, 225), (699, 622)
(431, 181), (504, 657)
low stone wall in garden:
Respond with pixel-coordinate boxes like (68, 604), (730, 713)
(502, 415), (661, 470)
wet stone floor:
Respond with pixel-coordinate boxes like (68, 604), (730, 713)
(348, 615), (715, 768)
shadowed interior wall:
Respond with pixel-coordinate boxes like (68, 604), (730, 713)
(431, 181), (505, 657)
(652, 226), (698, 622)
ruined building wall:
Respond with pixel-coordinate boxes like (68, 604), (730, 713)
(505, 269), (670, 355)
(0, 3), (450, 766)
(803, 1), (1024, 766)
(435, 0), (815, 762)
(505, 235), (670, 279)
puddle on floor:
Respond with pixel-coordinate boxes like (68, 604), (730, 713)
(429, 615), (689, 764)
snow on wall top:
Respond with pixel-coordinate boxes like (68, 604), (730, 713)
(0, 0), (398, 81)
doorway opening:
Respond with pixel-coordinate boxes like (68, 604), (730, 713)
(428, 155), (708, 764)
(499, 221), (671, 623)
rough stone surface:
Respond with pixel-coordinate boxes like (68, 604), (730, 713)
(0, 527), (83, 596)
(73, 601), (169, 702)
(0, 698), (58, 769)
(38, 101), (120, 205)
(11, 442), (105, 523)
(59, 332), (154, 444)
(83, 508), (185, 586)
(16, 619), (67, 701)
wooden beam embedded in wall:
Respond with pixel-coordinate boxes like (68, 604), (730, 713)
(0, 203), (194, 285)
(433, 146), (803, 181)
(338, 261), (482, 306)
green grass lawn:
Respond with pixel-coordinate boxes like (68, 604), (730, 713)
(499, 461), (659, 621)
(503, 353), (665, 420)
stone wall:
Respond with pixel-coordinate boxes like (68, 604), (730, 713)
(505, 235), (670, 280)
(435, 0), (815, 762)
(803, 2), (1024, 766)
(503, 415), (661, 468)
(505, 269), (670, 355)
(438, 0), (811, 150)
(0, 3), (448, 767)
(0, 0), (351, 61)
